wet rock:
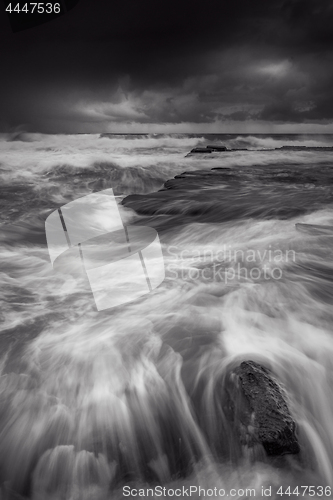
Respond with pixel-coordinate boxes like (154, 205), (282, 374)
(211, 167), (231, 170)
(224, 360), (300, 456)
(189, 148), (213, 153)
(278, 145), (333, 151)
(186, 145), (228, 156)
(122, 166), (332, 231)
(206, 145), (227, 151)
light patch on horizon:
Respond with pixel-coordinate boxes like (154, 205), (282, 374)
(257, 60), (293, 78)
(102, 120), (333, 135)
(75, 91), (148, 122)
(76, 102), (147, 122)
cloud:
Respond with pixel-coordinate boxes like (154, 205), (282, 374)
(76, 95), (148, 122)
(1, 0), (333, 131)
(257, 60), (293, 77)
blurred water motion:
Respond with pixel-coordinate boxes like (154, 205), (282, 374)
(1, 133), (333, 499)
(45, 190), (165, 310)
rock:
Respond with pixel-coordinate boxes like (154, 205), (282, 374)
(211, 167), (231, 170)
(206, 145), (227, 151)
(224, 361), (300, 456)
(186, 146), (228, 156)
(122, 165), (331, 231)
(278, 146), (333, 151)
(189, 148), (213, 153)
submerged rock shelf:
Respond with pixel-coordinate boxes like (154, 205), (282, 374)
(122, 164), (333, 231)
(185, 144), (333, 157)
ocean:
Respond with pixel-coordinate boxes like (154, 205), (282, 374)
(1, 133), (333, 499)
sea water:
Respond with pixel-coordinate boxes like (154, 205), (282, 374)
(0, 133), (333, 499)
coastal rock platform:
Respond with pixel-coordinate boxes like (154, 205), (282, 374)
(122, 164), (333, 231)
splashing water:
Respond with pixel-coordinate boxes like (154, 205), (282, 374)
(1, 134), (333, 499)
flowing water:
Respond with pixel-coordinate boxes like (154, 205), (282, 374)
(1, 133), (333, 499)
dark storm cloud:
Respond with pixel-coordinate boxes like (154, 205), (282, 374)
(281, 0), (333, 48)
(0, 0), (333, 131)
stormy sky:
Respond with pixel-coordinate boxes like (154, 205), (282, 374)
(1, 0), (333, 133)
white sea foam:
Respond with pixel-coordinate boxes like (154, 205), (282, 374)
(0, 133), (333, 498)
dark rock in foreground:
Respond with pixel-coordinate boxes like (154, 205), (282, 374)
(224, 361), (300, 456)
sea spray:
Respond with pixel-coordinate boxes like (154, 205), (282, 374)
(1, 133), (333, 498)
